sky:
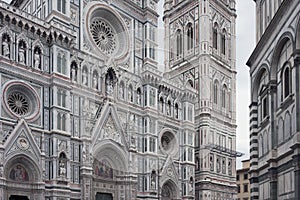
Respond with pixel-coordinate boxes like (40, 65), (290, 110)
(2, 0), (255, 168)
(235, 1), (256, 168)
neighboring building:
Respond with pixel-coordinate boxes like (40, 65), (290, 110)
(247, 1), (300, 199)
(163, 0), (239, 199)
(236, 160), (250, 200)
(0, 0), (237, 200)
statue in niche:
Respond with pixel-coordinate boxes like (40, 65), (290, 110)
(92, 73), (98, 89)
(175, 107), (178, 118)
(82, 68), (88, 86)
(128, 87), (133, 102)
(119, 84), (124, 99)
(137, 89), (141, 105)
(105, 69), (115, 95)
(151, 170), (156, 189)
(189, 178), (194, 193)
(166, 103), (170, 115)
(131, 135), (136, 147)
(71, 67), (77, 82)
(2, 37), (10, 58)
(18, 43), (25, 64)
(106, 78), (113, 94)
(34, 50), (41, 69)
(59, 161), (66, 177)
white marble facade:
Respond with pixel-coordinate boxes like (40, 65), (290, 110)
(0, 0), (236, 200)
(247, 1), (300, 199)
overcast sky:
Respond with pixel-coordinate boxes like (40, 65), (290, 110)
(2, 0), (255, 168)
(235, 1), (255, 168)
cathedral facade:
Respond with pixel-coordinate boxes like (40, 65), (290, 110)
(0, 0), (236, 200)
(247, 1), (300, 200)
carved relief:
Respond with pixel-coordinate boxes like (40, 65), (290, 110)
(100, 116), (122, 144)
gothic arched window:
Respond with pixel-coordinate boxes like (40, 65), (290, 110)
(283, 66), (291, 99)
(213, 23), (218, 49)
(213, 80), (219, 104)
(137, 88), (141, 105)
(221, 29), (226, 55)
(221, 85), (227, 108)
(278, 39), (292, 101)
(186, 23), (194, 50)
(176, 29), (183, 57)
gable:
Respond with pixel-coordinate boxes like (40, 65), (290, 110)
(91, 102), (129, 149)
(4, 119), (42, 165)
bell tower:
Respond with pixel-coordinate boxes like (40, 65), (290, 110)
(164, 0), (240, 199)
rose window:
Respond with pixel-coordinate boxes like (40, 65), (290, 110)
(3, 81), (40, 121)
(160, 131), (178, 156)
(90, 18), (116, 55)
(7, 92), (29, 116)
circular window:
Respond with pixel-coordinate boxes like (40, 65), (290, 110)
(86, 3), (129, 60)
(90, 18), (116, 55)
(160, 131), (178, 156)
(8, 92), (29, 116)
(3, 81), (40, 121)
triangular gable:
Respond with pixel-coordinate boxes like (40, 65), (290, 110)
(160, 156), (179, 185)
(4, 119), (42, 164)
(91, 102), (128, 150)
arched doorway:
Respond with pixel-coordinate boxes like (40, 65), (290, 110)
(92, 141), (129, 200)
(161, 180), (178, 200)
(4, 156), (43, 199)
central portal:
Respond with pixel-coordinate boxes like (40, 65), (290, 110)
(96, 192), (113, 200)
(9, 196), (29, 200)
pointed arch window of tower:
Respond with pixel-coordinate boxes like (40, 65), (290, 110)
(187, 23), (194, 50)
(213, 80), (219, 104)
(221, 29), (226, 55)
(176, 30), (183, 57)
(213, 23), (218, 50)
(221, 85), (227, 108)
(57, 0), (66, 14)
(283, 66), (291, 99)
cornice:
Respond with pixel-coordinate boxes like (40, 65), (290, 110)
(246, 0), (292, 68)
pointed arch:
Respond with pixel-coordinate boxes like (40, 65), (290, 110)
(213, 22), (218, 49)
(213, 80), (219, 104)
(186, 22), (194, 51)
(175, 29), (183, 57)
(221, 84), (228, 108)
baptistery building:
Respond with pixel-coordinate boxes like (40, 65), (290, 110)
(0, 0), (237, 199)
(247, 0), (300, 199)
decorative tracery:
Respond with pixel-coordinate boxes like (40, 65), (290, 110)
(7, 92), (29, 116)
(90, 18), (116, 55)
